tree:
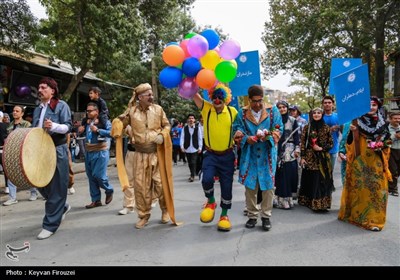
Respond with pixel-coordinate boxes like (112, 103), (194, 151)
(37, 0), (145, 101)
(262, 0), (400, 99)
(0, 0), (39, 57)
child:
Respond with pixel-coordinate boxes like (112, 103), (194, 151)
(79, 87), (109, 141)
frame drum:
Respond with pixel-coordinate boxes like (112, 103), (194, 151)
(2, 128), (56, 188)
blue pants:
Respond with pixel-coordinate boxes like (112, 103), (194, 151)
(201, 150), (235, 209)
(85, 150), (113, 202)
(37, 144), (69, 233)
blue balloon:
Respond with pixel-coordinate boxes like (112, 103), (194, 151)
(201, 29), (220, 50)
(182, 57), (201, 77)
(166, 41), (179, 46)
(159, 67), (182, 89)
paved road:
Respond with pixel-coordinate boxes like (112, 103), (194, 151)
(1, 159), (399, 267)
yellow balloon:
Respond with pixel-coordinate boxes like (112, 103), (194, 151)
(200, 50), (220, 70)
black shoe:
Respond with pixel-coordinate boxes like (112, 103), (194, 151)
(245, 219), (257, 228)
(261, 217), (271, 231)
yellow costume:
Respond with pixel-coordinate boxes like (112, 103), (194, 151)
(338, 127), (391, 231)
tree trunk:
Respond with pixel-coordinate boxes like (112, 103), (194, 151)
(395, 54), (400, 96)
(62, 68), (90, 101)
(375, 17), (385, 99)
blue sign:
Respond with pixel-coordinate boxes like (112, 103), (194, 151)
(229, 95), (239, 110)
(333, 64), (370, 125)
(230, 51), (261, 97)
(328, 58), (362, 94)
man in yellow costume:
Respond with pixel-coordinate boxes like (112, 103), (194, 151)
(119, 83), (175, 229)
(193, 84), (238, 231)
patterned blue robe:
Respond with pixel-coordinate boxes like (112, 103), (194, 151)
(233, 104), (283, 191)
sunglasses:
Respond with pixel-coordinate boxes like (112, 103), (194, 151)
(212, 94), (224, 100)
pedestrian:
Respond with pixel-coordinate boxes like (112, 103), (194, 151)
(233, 85), (282, 230)
(83, 102), (114, 209)
(193, 83), (238, 231)
(180, 114), (202, 182)
(274, 100), (299, 210)
(298, 107), (334, 212)
(32, 77), (72, 240)
(338, 97), (391, 231)
(118, 83), (175, 229)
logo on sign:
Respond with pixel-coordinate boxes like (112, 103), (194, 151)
(343, 60), (350, 67)
(239, 54), (247, 63)
(347, 72), (356, 82)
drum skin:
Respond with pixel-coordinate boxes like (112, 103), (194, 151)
(2, 128), (57, 188)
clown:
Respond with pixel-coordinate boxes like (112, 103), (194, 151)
(193, 83), (237, 231)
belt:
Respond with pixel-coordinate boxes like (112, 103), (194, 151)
(205, 146), (233, 156)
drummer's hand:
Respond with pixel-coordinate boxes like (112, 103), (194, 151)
(44, 118), (53, 130)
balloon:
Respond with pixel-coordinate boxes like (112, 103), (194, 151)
(196, 69), (217, 89)
(200, 50), (220, 70)
(178, 77), (199, 99)
(219, 39), (241, 60)
(182, 57), (202, 77)
(162, 45), (185, 66)
(179, 39), (190, 58)
(166, 41), (179, 46)
(187, 35), (209, 59)
(159, 67), (183, 88)
(184, 32), (197, 39)
(200, 29), (220, 50)
(15, 83), (31, 97)
(215, 61), (237, 83)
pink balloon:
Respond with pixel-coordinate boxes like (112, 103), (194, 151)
(178, 77), (199, 99)
(219, 39), (241, 60)
(187, 35), (209, 59)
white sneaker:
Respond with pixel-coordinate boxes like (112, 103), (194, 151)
(62, 204), (72, 221)
(68, 187), (76, 195)
(118, 207), (134, 215)
(37, 229), (54, 240)
(29, 193), (38, 201)
(3, 199), (18, 206)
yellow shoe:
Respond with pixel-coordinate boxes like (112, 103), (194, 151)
(217, 216), (231, 231)
(200, 202), (217, 223)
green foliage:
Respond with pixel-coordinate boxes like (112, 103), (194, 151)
(262, 0), (400, 99)
(0, 0), (39, 57)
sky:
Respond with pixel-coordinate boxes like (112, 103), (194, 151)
(27, 0), (296, 93)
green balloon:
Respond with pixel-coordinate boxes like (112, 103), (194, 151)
(184, 32), (197, 39)
(215, 61), (238, 83)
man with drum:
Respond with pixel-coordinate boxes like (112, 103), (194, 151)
(32, 77), (72, 240)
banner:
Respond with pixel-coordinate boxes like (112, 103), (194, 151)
(230, 51), (261, 97)
(333, 64), (370, 124)
(328, 58), (362, 95)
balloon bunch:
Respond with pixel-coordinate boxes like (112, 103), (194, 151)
(159, 29), (241, 100)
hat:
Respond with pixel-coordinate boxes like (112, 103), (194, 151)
(39, 77), (59, 97)
(133, 83), (152, 100)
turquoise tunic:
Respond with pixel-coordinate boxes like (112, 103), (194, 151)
(233, 105), (283, 190)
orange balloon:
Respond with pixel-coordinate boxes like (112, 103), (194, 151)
(196, 69), (217, 89)
(162, 45), (185, 66)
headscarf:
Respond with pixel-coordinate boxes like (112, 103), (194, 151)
(276, 100), (289, 124)
(357, 97), (387, 139)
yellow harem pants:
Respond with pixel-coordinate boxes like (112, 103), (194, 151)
(133, 151), (166, 219)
